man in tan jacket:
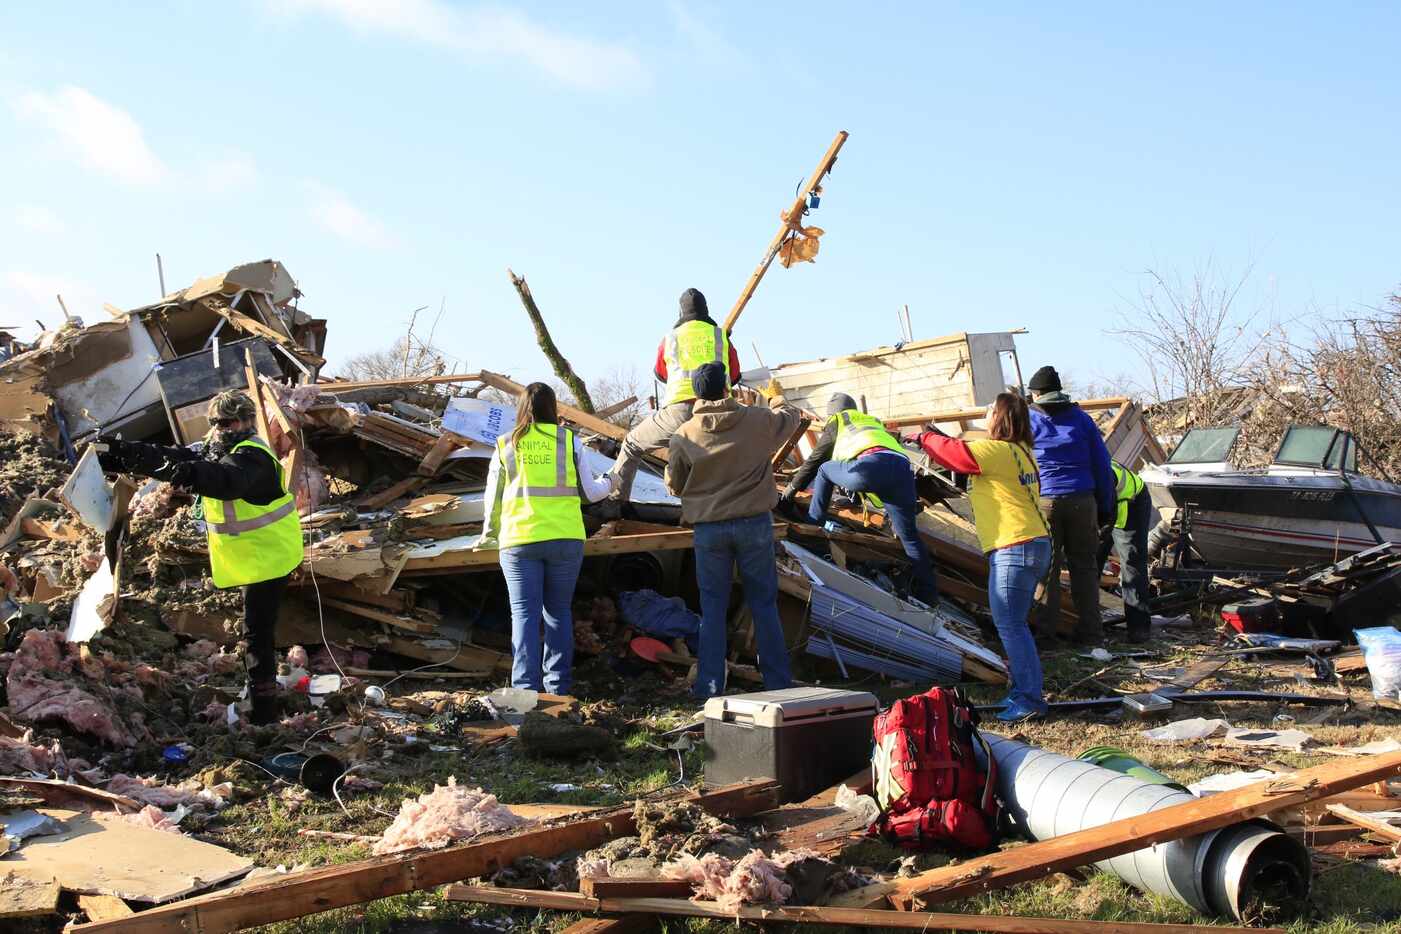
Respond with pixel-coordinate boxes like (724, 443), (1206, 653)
(666, 362), (802, 700)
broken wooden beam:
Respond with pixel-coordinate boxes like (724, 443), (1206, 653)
(355, 476), (427, 510)
(70, 780), (781, 934)
(890, 748), (1401, 910)
(317, 372), (483, 391)
(559, 916), (658, 934)
(1324, 804), (1401, 844)
(724, 130), (849, 332)
(578, 878), (693, 899)
(442, 887), (1282, 934)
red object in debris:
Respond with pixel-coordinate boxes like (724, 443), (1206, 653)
(629, 637), (670, 663)
(294, 675), (311, 693)
(1221, 598), (1279, 634)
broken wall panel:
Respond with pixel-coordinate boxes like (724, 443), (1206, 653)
(770, 331), (1021, 420)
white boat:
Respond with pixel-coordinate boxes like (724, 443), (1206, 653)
(1140, 426), (1401, 571)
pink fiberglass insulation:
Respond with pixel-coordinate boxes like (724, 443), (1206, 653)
(4, 629), (131, 747)
(664, 849), (797, 912)
(0, 733), (57, 773)
(124, 804), (182, 833)
(576, 856), (611, 881)
(286, 645), (310, 669)
(372, 777), (531, 855)
(105, 774), (228, 812)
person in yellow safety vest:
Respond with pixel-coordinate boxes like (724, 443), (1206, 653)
(478, 382), (616, 695)
(780, 392), (939, 605)
(608, 288), (741, 505)
(96, 391), (303, 725)
(1096, 460), (1153, 643)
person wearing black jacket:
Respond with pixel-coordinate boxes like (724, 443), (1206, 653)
(97, 390), (302, 725)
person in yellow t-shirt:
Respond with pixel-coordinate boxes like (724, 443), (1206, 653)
(906, 392), (1052, 721)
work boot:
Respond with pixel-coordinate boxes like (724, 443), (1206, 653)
(1126, 623), (1151, 644)
(249, 683), (281, 726)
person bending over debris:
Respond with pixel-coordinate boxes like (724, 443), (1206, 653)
(96, 390), (303, 726)
(1026, 365), (1115, 644)
(906, 392), (1052, 721)
(665, 362), (798, 699)
(779, 392), (938, 605)
(1098, 459), (1153, 643)
(479, 382), (615, 696)
(609, 288), (741, 504)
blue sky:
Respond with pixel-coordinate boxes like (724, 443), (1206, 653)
(2, 2), (1397, 395)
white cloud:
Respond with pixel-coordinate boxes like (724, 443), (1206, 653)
(14, 205), (66, 235)
(307, 183), (393, 248)
(271, 0), (646, 90)
(667, 1), (744, 67)
(200, 152), (258, 192)
(15, 86), (164, 185)
(2, 270), (102, 330)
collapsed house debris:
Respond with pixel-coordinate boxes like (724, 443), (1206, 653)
(2, 249), (1399, 934)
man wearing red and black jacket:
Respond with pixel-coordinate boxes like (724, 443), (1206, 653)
(609, 288), (741, 502)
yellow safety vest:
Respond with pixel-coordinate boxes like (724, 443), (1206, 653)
(1112, 461), (1146, 529)
(496, 424), (585, 549)
(662, 320), (729, 406)
(830, 410), (907, 463)
(202, 438), (304, 588)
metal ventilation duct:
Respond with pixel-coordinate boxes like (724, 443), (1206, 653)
(981, 734), (1310, 922)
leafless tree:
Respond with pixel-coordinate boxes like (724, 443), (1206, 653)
(1111, 259), (1278, 428)
(337, 303), (459, 382)
(1246, 291), (1401, 479)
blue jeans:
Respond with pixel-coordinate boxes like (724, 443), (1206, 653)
(692, 513), (793, 699)
(806, 452), (938, 604)
(987, 536), (1052, 712)
(499, 538), (585, 695)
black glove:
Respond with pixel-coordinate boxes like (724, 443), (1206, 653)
(95, 437), (131, 473)
(1097, 509), (1116, 529)
(924, 422), (950, 437)
(162, 460), (197, 489)
(778, 486), (797, 506)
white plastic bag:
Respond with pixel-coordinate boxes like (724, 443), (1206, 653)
(1355, 626), (1401, 701)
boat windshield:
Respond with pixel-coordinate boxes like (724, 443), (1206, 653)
(1167, 427), (1240, 464)
(1274, 426), (1357, 472)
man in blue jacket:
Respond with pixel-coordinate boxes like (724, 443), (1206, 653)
(1026, 366), (1116, 643)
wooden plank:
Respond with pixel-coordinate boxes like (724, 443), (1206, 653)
(560, 916), (657, 934)
(891, 748), (1401, 910)
(443, 887), (1280, 934)
(724, 130), (848, 331)
(477, 371), (627, 442)
(287, 579), (413, 612)
(71, 780), (782, 934)
(772, 415), (812, 468)
(405, 525), (788, 574)
(318, 372), (483, 391)
(79, 894), (134, 921)
(0, 871), (59, 918)
(356, 476), (427, 510)
(243, 349), (271, 445)
(579, 878), (694, 899)
(594, 395), (638, 420)
(416, 431), (465, 476)
(320, 597), (436, 635)
(1324, 804), (1401, 844)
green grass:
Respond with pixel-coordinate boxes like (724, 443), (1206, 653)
(206, 643), (1401, 934)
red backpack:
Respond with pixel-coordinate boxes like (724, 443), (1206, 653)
(869, 686), (1000, 851)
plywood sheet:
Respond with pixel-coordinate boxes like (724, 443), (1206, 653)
(5, 809), (253, 903)
(0, 870), (59, 917)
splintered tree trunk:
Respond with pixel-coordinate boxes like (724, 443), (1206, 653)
(507, 268), (596, 414)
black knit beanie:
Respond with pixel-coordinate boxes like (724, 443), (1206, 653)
(1027, 366), (1062, 393)
(691, 361), (728, 401)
